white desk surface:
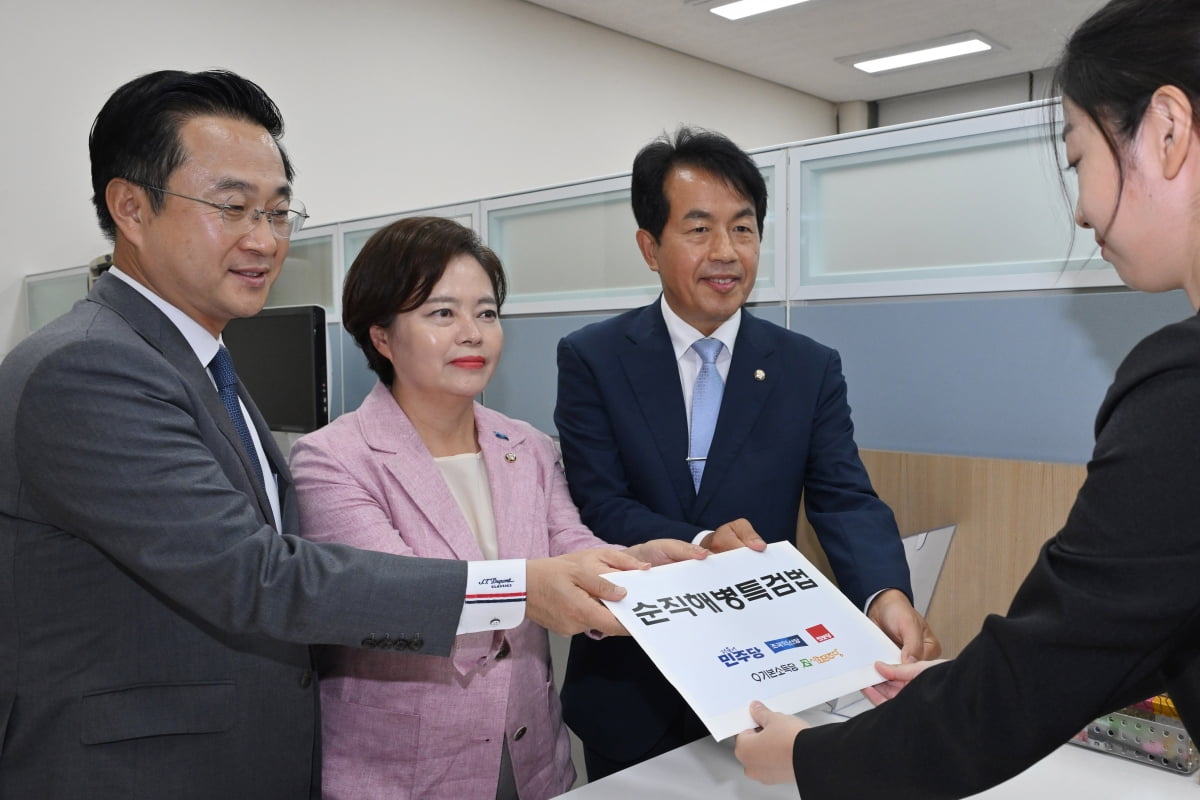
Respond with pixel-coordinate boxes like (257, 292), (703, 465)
(560, 707), (1200, 799)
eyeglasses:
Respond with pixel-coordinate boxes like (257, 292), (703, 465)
(138, 184), (309, 239)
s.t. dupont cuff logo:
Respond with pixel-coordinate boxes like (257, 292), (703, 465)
(465, 576), (525, 605)
(477, 576), (516, 591)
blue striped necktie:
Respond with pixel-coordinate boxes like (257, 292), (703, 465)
(209, 345), (266, 494)
(688, 337), (724, 491)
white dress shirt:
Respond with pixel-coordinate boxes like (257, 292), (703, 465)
(660, 298), (741, 431)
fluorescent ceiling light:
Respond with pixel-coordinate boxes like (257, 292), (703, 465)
(711, 0), (813, 22)
(853, 39), (992, 74)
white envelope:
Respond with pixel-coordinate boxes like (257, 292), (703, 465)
(602, 542), (900, 740)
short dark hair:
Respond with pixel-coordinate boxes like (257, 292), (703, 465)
(89, 69), (295, 241)
(342, 216), (508, 387)
(631, 126), (768, 242)
(1053, 0), (1200, 197)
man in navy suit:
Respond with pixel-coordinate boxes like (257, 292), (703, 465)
(554, 126), (941, 780)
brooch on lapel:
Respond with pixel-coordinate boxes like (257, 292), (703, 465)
(495, 432), (516, 462)
(754, 369), (766, 382)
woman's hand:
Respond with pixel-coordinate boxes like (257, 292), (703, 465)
(734, 700), (808, 785)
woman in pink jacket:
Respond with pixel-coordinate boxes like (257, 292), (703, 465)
(291, 216), (704, 800)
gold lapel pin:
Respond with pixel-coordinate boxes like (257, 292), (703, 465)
(505, 453), (517, 463)
(754, 369), (766, 382)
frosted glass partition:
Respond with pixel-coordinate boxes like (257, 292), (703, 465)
(342, 227), (376, 275)
(484, 176), (650, 314)
(745, 151), (782, 298)
(270, 228), (336, 314)
(26, 104), (1123, 344)
(24, 266), (89, 334)
(341, 205), (478, 281)
(485, 156), (784, 315)
(788, 102), (1117, 299)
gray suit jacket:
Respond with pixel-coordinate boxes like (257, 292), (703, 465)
(0, 274), (468, 799)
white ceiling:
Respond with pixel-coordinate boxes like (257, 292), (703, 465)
(521, 0), (1108, 103)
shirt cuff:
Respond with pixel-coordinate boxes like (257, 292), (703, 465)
(692, 529), (713, 547)
(457, 559), (527, 634)
(864, 589), (888, 614)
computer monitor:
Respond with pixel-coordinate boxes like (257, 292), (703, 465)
(222, 305), (329, 433)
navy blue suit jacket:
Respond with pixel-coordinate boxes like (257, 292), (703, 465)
(554, 300), (911, 762)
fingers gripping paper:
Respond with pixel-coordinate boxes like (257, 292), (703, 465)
(601, 542), (900, 740)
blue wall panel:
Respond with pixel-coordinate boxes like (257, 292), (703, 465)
(484, 311), (613, 436)
(791, 289), (1192, 463)
(328, 291), (1193, 465)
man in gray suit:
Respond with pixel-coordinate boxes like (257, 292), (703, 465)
(0, 69), (666, 799)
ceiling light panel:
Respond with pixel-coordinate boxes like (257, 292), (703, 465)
(837, 32), (1004, 76)
(855, 39), (991, 73)
(710, 0), (814, 22)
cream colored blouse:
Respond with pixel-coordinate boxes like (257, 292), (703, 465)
(435, 452), (500, 560)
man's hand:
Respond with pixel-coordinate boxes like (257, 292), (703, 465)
(699, 518), (768, 554)
(626, 538), (710, 566)
(866, 588), (941, 661)
(734, 700), (808, 785)
(525, 549), (651, 637)
(861, 658), (948, 706)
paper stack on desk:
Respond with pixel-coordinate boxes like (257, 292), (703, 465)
(601, 541), (900, 740)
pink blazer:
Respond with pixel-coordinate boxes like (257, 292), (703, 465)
(290, 382), (609, 800)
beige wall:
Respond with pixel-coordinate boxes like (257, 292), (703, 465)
(0, 0), (835, 355)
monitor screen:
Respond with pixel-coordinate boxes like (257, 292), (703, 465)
(222, 305), (329, 433)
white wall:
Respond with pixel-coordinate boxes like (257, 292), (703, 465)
(0, 0), (834, 356)
(877, 72), (1038, 127)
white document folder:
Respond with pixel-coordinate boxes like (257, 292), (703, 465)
(602, 542), (901, 740)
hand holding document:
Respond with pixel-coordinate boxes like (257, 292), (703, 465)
(601, 541), (900, 740)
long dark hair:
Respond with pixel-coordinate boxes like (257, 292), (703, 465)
(1053, 0), (1200, 196)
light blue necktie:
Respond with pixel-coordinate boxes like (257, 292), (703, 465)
(688, 337), (724, 491)
(209, 345), (266, 494)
